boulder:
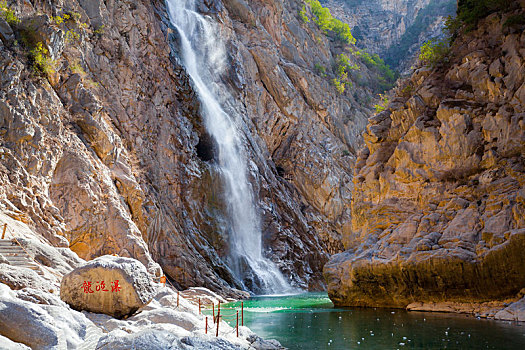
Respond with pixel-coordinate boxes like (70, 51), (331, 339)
(60, 255), (158, 318)
(0, 283), (100, 349)
(494, 297), (525, 322)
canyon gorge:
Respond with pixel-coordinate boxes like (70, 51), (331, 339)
(1, 0), (525, 348)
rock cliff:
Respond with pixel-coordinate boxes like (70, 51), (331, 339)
(0, 0), (375, 294)
(323, 0), (456, 71)
(324, 3), (525, 309)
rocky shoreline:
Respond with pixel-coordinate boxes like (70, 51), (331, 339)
(0, 234), (282, 349)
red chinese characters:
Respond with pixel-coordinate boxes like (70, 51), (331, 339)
(111, 280), (121, 292)
(82, 280), (121, 293)
(82, 281), (94, 294)
(95, 281), (109, 292)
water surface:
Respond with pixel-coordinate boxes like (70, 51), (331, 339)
(221, 293), (525, 349)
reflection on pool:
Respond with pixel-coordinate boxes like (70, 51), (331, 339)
(221, 292), (525, 349)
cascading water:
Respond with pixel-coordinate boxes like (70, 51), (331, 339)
(166, 0), (290, 294)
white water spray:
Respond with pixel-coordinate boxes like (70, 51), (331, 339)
(166, 0), (290, 294)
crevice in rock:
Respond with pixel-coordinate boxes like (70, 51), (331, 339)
(195, 130), (216, 162)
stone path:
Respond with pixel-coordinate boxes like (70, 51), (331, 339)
(0, 239), (42, 275)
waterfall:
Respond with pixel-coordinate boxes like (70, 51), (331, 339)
(166, 0), (290, 294)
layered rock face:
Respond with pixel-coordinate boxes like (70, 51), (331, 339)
(1, 0), (372, 293)
(325, 6), (525, 308)
(324, 0), (456, 70)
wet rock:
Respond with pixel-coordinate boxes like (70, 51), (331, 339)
(495, 297), (525, 322)
(60, 255), (158, 318)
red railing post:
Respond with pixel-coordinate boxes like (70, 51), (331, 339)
(212, 303), (215, 323)
(216, 304), (220, 337)
(198, 298), (201, 314)
(236, 311), (239, 337)
(2, 223), (6, 239)
(241, 301), (244, 326)
(205, 316), (208, 334)
(177, 291), (179, 307)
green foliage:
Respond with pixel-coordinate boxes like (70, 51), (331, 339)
(299, 5), (309, 23)
(373, 94), (389, 113)
(65, 29), (80, 43)
(94, 25), (105, 35)
(503, 14), (525, 28)
(70, 60), (86, 75)
(384, 0), (456, 68)
(332, 78), (345, 94)
(419, 39), (450, 67)
(400, 83), (415, 97)
(456, 0), (512, 30)
(51, 13), (69, 25)
(333, 53), (359, 89)
(445, 0), (515, 36)
(314, 63), (326, 77)
(0, 0), (20, 25)
(30, 42), (57, 76)
(351, 49), (396, 91)
(51, 11), (90, 44)
(336, 53), (359, 72)
(304, 0), (356, 45)
(70, 59), (99, 88)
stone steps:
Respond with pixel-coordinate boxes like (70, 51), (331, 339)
(0, 239), (43, 275)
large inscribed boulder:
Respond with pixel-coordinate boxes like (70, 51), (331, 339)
(60, 256), (157, 318)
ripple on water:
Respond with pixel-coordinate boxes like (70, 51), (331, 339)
(215, 292), (525, 350)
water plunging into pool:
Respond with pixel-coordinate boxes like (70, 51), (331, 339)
(166, 0), (290, 294)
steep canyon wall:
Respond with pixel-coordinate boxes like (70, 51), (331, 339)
(325, 2), (525, 308)
(0, 0), (374, 293)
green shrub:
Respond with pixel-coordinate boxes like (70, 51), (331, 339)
(373, 94), (389, 113)
(384, 0), (456, 68)
(304, 0), (356, 45)
(400, 84), (415, 97)
(314, 63), (326, 77)
(332, 78), (345, 94)
(0, 0), (20, 25)
(52, 11), (89, 43)
(93, 24), (105, 36)
(299, 5), (309, 23)
(336, 53), (359, 72)
(65, 29), (80, 43)
(351, 49), (396, 90)
(70, 59), (99, 88)
(419, 39), (450, 67)
(445, 0), (514, 37)
(503, 14), (525, 28)
(30, 42), (57, 76)
(456, 0), (512, 29)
